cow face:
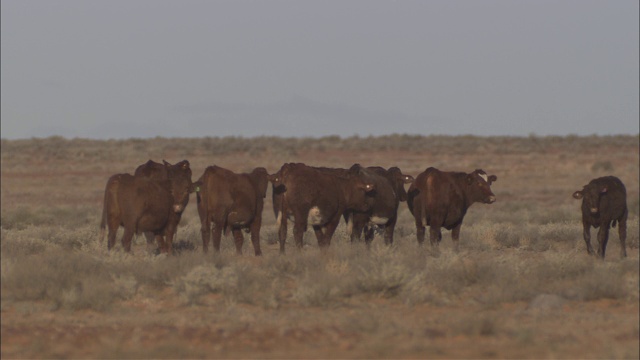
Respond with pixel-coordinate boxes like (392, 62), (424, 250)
(165, 160), (194, 214)
(347, 164), (376, 211)
(573, 183), (607, 215)
(387, 167), (415, 202)
(466, 169), (497, 204)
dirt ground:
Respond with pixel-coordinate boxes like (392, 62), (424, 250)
(1, 136), (639, 359)
(2, 239), (639, 359)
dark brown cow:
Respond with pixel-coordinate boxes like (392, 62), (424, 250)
(572, 176), (627, 259)
(196, 166), (269, 255)
(100, 160), (196, 254)
(133, 160), (191, 250)
(346, 166), (414, 245)
(407, 167), (497, 251)
(271, 163), (375, 253)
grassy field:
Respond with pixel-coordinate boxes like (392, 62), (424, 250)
(1, 134), (639, 359)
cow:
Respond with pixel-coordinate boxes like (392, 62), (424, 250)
(100, 160), (197, 254)
(346, 166), (414, 245)
(407, 167), (497, 251)
(133, 160), (191, 249)
(271, 163), (376, 253)
(196, 165), (269, 255)
(572, 176), (627, 259)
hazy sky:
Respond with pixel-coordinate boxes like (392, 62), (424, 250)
(2, 0), (638, 139)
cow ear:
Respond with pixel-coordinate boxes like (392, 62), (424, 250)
(572, 191), (584, 199)
(403, 175), (415, 184)
(268, 174), (280, 183)
(349, 163), (363, 174)
(163, 160), (171, 166)
(489, 175), (497, 183)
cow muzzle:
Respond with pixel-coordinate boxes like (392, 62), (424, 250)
(486, 196), (496, 204)
(173, 204), (184, 213)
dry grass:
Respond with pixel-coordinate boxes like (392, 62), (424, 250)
(1, 135), (639, 359)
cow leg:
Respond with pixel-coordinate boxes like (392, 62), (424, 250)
(582, 222), (594, 256)
(364, 225), (376, 246)
(164, 227), (176, 255)
(232, 228), (244, 255)
(293, 220), (306, 250)
(321, 216), (341, 248)
(106, 214), (121, 250)
(249, 219), (262, 256)
(212, 223), (223, 253)
(596, 225), (610, 259)
(278, 217), (288, 254)
(107, 224), (118, 251)
(618, 216), (627, 258)
(313, 225), (325, 247)
(155, 234), (167, 254)
(383, 217), (397, 246)
(415, 219), (426, 245)
(429, 226), (442, 248)
(121, 227), (135, 253)
(200, 218), (211, 253)
(350, 214), (364, 243)
(143, 232), (156, 253)
(451, 224), (462, 252)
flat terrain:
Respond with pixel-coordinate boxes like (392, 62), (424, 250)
(1, 135), (639, 359)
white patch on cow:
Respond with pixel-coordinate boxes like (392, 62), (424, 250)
(308, 206), (323, 225)
(370, 216), (389, 225)
(479, 173), (488, 182)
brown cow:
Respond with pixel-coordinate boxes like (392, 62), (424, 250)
(346, 166), (414, 245)
(407, 167), (497, 251)
(100, 160), (196, 254)
(572, 176), (627, 259)
(133, 160), (191, 249)
(272, 163), (375, 253)
(196, 166), (269, 255)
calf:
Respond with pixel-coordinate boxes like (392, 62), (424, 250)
(100, 160), (196, 254)
(272, 163), (375, 253)
(197, 166), (269, 255)
(572, 176), (627, 259)
(347, 166), (414, 245)
(407, 167), (497, 251)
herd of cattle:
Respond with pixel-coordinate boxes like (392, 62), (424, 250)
(100, 160), (629, 259)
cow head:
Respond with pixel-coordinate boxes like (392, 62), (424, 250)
(165, 160), (195, 214)
(573, 182), (607, 215)
(466, 169), (497, 204)
(387, 167), (415, 202)
(268, 169), (286, 195)
(347, 164), (376, 211)
(135, 159), (168, 180)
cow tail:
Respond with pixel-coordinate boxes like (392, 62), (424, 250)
(278, 192), (287, 233)
(420, 193), (428, 228)
(99, 182), (109, 243)
(275, 190), (285, 228)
